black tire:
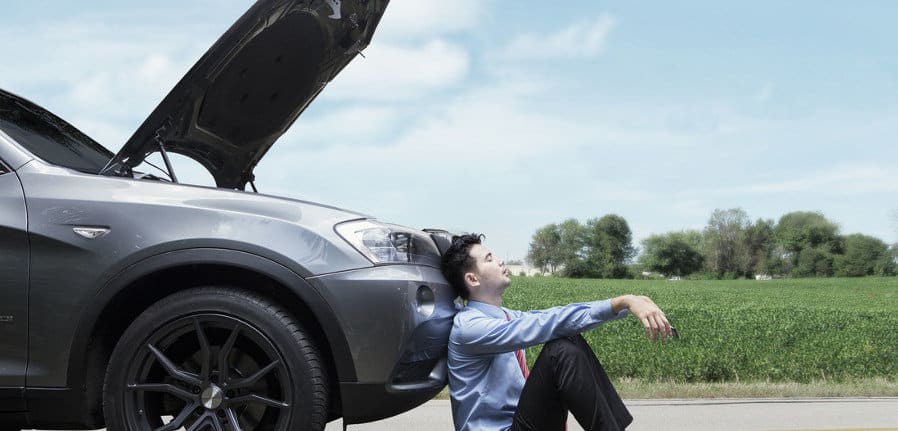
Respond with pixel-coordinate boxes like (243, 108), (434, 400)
(103, 287), (328, 431)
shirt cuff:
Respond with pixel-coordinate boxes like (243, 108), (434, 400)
(591, 299), (628, 321)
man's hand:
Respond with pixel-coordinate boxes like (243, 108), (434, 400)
(611, 295), (672, 342)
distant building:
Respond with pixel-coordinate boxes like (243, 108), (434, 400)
(506, 264), (547, 277)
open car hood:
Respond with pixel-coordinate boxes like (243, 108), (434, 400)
(101, 0), (389, 189)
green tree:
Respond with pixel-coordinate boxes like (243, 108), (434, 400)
(882, 243), (898, 276)
(774, 211), (841, 253)
(774, 211), (841, 276)
(703, 208), (751, 278)
(744, 218), (776, 276)
(639, 231), (704, 277)
(834, 234), (893, 277)
(558, 218), (589, 278)
(584, 214), (636, 278)
(526, 224), (561, 273)
(760, 245), (788, 276)
(793, 247), (835, 277)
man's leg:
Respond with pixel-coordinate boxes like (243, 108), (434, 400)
(511, 334), (633, 431)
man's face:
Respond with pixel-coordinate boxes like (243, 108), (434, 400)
(467, 243), (511, 293)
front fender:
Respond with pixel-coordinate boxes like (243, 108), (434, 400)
(67, 248), (357, 389)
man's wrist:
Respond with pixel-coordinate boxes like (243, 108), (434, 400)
(611, 295), (633, 315)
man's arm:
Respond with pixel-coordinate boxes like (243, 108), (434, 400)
(453, 300), (624, 356)
(611, 295), (673, 341)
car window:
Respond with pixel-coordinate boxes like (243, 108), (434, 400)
(0, 93), (113, 174)
(0, 159), (8, 175)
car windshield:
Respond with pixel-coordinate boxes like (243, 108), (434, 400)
(0, 91), (112, 174)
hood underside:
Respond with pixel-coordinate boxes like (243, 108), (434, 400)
(102, 0), (389, 189)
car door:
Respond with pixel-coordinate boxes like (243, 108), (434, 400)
(0, 158), (28, 397)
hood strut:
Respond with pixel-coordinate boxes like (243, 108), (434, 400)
(158, 141), (178, 184)
(153, 119), (178, 183)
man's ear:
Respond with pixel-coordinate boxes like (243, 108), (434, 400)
(464, 272), (479, 289)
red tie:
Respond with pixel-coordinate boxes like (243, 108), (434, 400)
(505, 311), (529, 379)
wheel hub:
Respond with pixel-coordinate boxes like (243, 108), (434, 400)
(201, 384), (224, 410)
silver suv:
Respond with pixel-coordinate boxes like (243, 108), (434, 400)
(0, 1), (457, 430)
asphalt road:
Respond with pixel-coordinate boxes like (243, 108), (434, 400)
(32, 398), (898, 431)
(324, 398), (898, 431)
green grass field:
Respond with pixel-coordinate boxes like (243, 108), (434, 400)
(502, 277), (898, 386)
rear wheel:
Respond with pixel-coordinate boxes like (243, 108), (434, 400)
(103, 287), (328, 431)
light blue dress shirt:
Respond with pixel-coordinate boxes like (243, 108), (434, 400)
(448, 299), (628, 431)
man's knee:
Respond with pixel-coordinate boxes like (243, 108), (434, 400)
(543, 333), (592, 362)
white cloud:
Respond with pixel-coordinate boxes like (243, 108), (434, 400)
(670, 199), (712, 220)
(754, 83), (775, 103)
(501, 14), (617, 60)
(324, 40), (470, 101)
(375, 0), (487, 40)
(135, 54), (178, 90)
(281, 105), (399, 147)
(891, 210), (898, 239)
(257, 76), (677, 229)
(731, 165), (898, 195)
(5, 1), (896, 260)
(0, 8), (225, 149)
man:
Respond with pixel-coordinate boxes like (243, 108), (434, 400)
(441, 233), (673, 431)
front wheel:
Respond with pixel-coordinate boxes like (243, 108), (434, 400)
(103, 287), (328, 431)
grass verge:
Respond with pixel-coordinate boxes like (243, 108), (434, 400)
(433, 378), (898, 400)
(614, 377), (898, 399)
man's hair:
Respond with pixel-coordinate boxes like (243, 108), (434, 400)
(441, 233), (484, 300)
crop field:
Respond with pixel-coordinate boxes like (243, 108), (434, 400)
(503, 277), (898, 384)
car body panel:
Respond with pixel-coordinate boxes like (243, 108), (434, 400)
(308, 265), (456, 384)
(15, 159), (373, 386)
(308, 264), (456, 423)
(67, 247), (359, 383)
(0, 169), (28, 392)
(103, 0), (390, 189)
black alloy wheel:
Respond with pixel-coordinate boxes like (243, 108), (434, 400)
(104, 288), (328, 431)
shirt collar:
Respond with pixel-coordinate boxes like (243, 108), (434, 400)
(465, 300), (508, 319)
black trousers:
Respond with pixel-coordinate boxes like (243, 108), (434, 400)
(511, 334), (633, 431)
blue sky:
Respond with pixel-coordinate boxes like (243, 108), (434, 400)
(2, 1), (896, 261)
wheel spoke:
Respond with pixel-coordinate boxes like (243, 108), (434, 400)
(148, 343), (202, 386)
(228, 359), (281, 389)
(218, 324), (240, 385)
(193, 319), (211, 385)
(185, 413), (211, 431)
(153, 400), (199, 431)
(225, 407), (243, 431)
(224, 393), (289, 409)
(127, 313), (294, 430)
(128, 383), (196, 402)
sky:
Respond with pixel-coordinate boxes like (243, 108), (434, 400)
(2, 1), (897, 261)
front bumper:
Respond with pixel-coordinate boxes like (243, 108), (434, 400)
(307, 264), (457, 423)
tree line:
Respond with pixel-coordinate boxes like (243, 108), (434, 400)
(526, 209), (898, 279)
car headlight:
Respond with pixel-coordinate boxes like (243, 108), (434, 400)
(335, 220), (441, 267)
